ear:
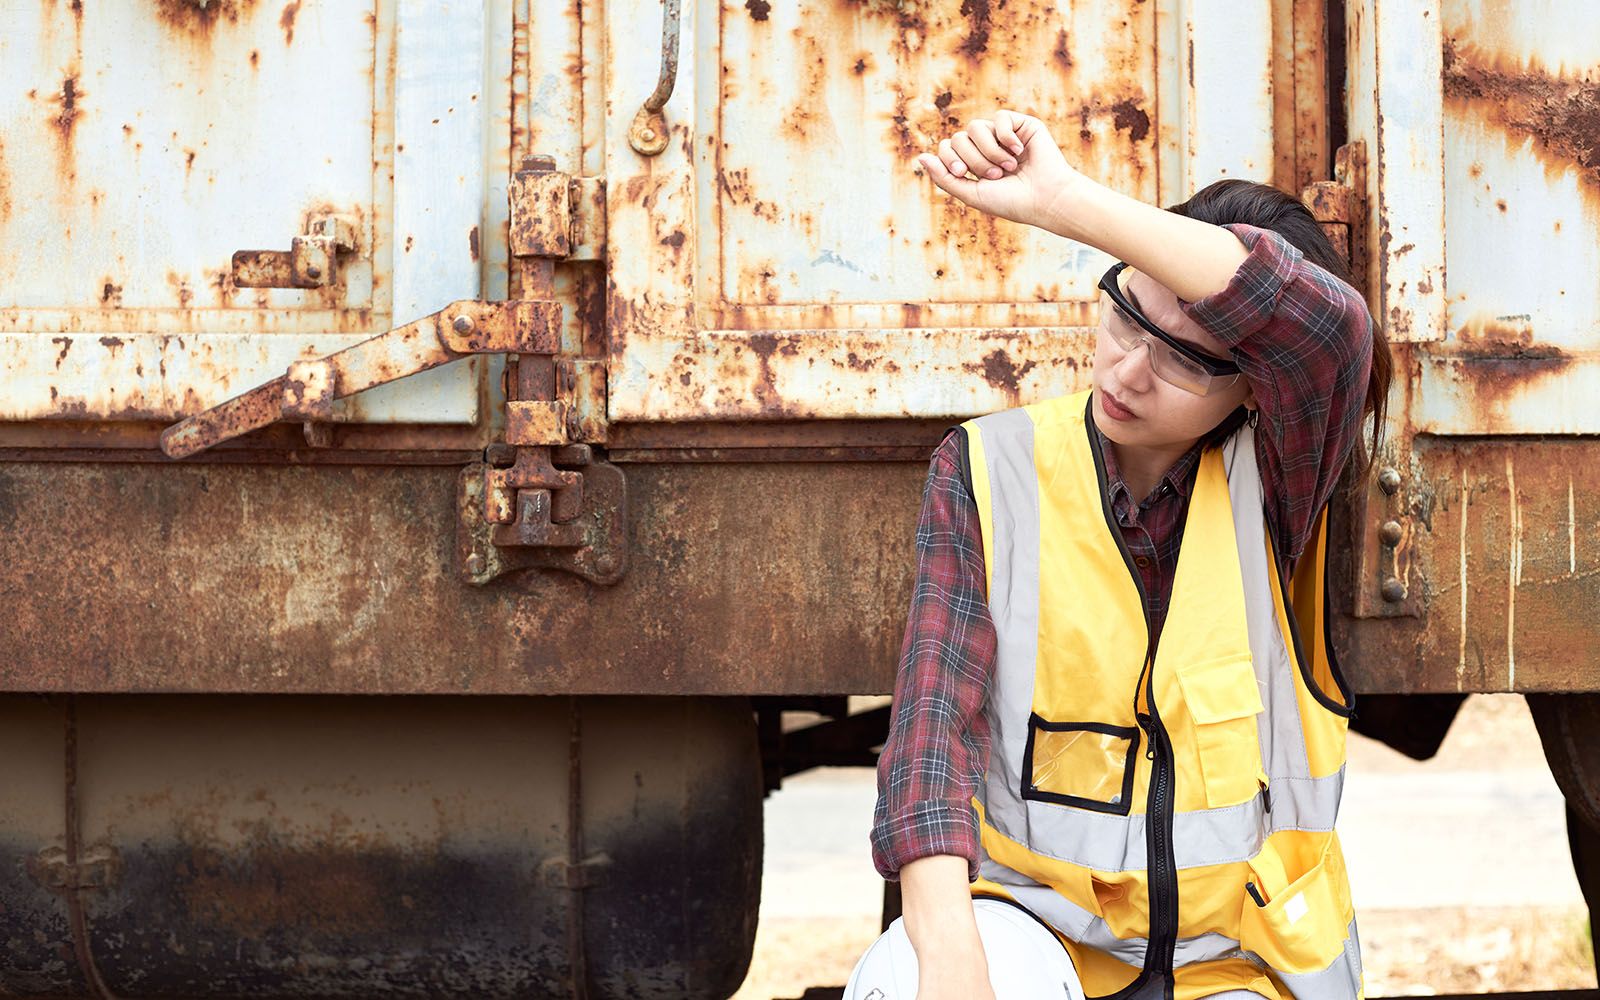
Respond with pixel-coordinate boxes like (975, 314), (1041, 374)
(1241, 385), (1258, 411)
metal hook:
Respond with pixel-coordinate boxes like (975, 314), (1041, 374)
(628, 0), (681, 156)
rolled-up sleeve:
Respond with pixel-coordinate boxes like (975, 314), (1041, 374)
(1181, 223), (1375, 565)
(870, 429), (996, 882)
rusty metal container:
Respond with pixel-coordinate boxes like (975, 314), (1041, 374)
(1, 0), (1598, 995)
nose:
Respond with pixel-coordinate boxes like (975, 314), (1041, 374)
(1112, 338), (1154, 392)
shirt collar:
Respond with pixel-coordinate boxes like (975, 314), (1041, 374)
(1091, 421), (1204, 508)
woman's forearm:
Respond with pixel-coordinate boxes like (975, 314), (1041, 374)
(1037, 179), (1249, 304)
(900, 854), (984, 957)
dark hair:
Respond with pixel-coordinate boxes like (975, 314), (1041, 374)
(1167, 178), (1392, 473)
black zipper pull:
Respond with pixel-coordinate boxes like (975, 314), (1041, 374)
(1246, 881), (1268, 907)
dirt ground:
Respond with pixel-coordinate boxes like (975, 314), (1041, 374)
(732, 695), (1597, 999)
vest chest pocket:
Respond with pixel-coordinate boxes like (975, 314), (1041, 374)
(1175, 654), (1266, 809)
(1021, 715), (1140, 815)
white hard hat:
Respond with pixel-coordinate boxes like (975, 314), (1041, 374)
(843, 898), (1085, 1000)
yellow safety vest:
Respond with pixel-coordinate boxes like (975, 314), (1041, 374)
(959, 390), (1361, 1000)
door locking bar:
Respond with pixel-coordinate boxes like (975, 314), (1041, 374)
(159, 299), (560, 459)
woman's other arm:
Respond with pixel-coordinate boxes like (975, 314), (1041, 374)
(870, 430), (998, 997)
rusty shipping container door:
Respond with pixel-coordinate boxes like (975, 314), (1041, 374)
(1332, 0), (1600, 695)
(0, 1), (504, 436)
(602, 0), (1287, 423)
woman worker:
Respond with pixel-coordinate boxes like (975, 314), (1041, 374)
(846, 109), (1391, 1000)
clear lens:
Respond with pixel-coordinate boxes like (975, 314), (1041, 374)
(1149, 345), (1212, 394)
(1097, 292), (1216, 396)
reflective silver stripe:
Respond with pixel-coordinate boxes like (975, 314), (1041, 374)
(970, 407), (1042, 841)
(1225, 428), (1315, 787)
(1000, 769), (1343, 873)
(980, 857), (1246, 969)
(1270, 918), (1363, 1000)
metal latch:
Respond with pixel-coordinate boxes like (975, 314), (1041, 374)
(232, 214), (360, 289)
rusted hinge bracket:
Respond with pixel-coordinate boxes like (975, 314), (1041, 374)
(1348, 461), (1423, 619)
(28, 844), (121, 893)
(537, 851), (613, 890)
(1301, 140), (1368, 299)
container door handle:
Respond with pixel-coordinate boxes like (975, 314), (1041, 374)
(628, 0), (681, 156)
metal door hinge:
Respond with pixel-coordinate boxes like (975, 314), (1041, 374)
(511, 156), (606, 263)
(1301, 141), (1368, 298)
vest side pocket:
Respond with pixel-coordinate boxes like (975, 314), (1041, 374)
(1175, 653), (1266, 809)
(1239, 832), (1352, 975)
(1020, 715), (1139, 816)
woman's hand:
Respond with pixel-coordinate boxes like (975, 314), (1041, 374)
(916, 110), (1091, 231)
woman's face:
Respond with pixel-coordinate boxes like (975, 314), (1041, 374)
(1090, 268), (1254, 449)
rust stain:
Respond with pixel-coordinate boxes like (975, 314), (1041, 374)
(956, 0), (992, 57)
(50, 76), (83, 150)
(177, 843), (391, 938)
(1443, 38), (1600, 186)
(974, 348), (1036, 393)
(0, 138), (10, 224)
(1108, 99), (1151, 143)
(279, 0), (300, 44)
(51, 337), (71, 368)
(100, 281), (123, 307)
(1053, 29), (1073, 70)
(468, 224), (479, 262)
(1455, 312), (1538, 351)
(152, 0), (254, 36)
(744, 0), (770, 20)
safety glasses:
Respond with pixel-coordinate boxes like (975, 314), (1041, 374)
(1096, 262), (1242, 397)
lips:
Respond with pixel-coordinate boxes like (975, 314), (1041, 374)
(1101, 390), (1137, 421)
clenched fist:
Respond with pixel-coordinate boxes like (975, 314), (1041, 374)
(916, 109), (1089, 231)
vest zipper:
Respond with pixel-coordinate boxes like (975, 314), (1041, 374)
(1086, 404), (1179, 1000)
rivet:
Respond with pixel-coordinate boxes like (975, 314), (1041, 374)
(453, 314), (476, 335)
(1378, 468), (1401, 495)
(1379, 520), (1403, 546)
(1381, 577), (1406, 603)
(305, 265), (322, 280)
(465, 553), (486, 576)
(641, 128), (656, 142)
